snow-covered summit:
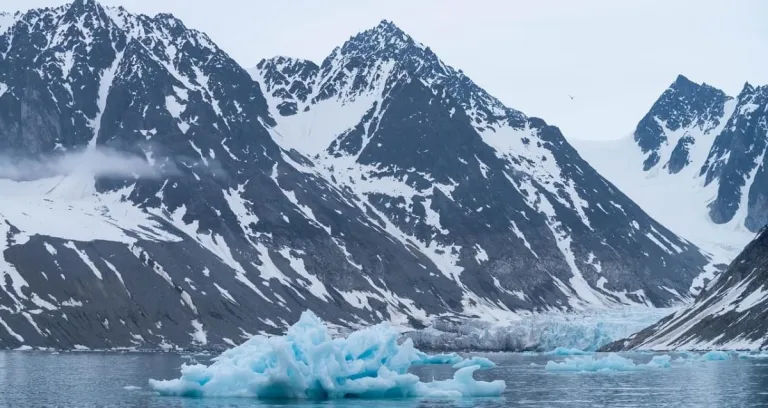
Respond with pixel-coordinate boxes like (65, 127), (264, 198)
(251, 19), (525, 148)
(252, 21), (712, 312)
(634, 74), (733, 172)
(573, 75), (768, 273)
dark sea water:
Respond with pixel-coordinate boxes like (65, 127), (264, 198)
(1, 351), (767, 407)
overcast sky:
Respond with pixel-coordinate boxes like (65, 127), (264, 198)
(6, 0), (767, 140)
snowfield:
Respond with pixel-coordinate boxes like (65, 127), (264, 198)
(572, 135), (752, 271)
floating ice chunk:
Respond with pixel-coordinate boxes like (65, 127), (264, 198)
(149, 311), (505, 399)
(700, 351), (729, 361)
(546, 347), (589, 356)
(415, 351), (463, 365)
(545, 353), (671, 372)
(123, 385), (141, 390)
(452, 357), (496, 369)
(673, 351), (732, 363)
(646, 355), (672, 368)
(738, 352), (768, 360)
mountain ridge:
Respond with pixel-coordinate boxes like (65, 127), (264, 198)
(572, 74), (767, 273)
(251, 19), (711, 305)
(0, 1), (711, 350)
(601, 226), (768, 351)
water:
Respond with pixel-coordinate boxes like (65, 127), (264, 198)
(1, 351), (768, 407)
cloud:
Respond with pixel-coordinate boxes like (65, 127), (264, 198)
(0, 147), (176, 181)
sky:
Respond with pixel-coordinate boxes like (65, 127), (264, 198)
(5, 0), (768, 140)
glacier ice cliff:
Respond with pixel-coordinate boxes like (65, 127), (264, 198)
(405, 307), (672, 352)
(149, 311), (504, 399)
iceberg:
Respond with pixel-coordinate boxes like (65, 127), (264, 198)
(646, 355), (672, 368)
(700, 351), (730, 361)
(452, 357), (496, 369)
(545, 353), (672, 372)
(148, 311), (505, 399)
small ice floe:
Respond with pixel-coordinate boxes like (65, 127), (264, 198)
(545, 353), (671, 372)
(545, 347), (590, 356)
(738, 352), (768, 360)
(452, 356), (496, 369)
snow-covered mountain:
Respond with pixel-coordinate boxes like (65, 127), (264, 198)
(251, 23), (716, 301)
(573, 75), (767, 271)
(602, 227), (768, 351)
(0, 1), (709, 350)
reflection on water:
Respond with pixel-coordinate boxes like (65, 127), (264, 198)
(0, 351), (767, 407)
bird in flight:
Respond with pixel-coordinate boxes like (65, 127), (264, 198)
(568, 94), (575, 100)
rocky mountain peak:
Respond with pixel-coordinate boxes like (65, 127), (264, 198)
(633, 75), (732, 170)
(334, 19), (419, 61)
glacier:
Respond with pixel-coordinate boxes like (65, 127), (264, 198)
(406, 306), (673, 352)
(149, 311), (505, 399)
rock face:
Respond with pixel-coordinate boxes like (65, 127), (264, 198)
(0, 1), (708, 350)
(633, 75), (733, 172)
(601, 227), (768, 351)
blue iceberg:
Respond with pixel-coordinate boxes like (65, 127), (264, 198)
(545, 353), (672, 372)
(148, 311), (505, 399)
(646, 355), (672, 368)
(700, 351), (729, 361)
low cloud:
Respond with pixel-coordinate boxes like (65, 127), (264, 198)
(0, 147), (175, 181)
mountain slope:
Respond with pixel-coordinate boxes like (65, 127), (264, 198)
(573, 75), (767, 273)
(0, 2), (709, 350)
(0, 1), (465, 350)
(602, 227), (768, 351)
(251, 20), (712, 306)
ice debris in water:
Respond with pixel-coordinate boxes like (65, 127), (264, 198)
(546, 347), (589, 356)
(738, 352), (768, 360)
(673, 351), (731, 363)
(545, 353), (672, 372)
(148, 311), (505, 399)
(452, 357), (496, 369)
(414, 351), (463, 365)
